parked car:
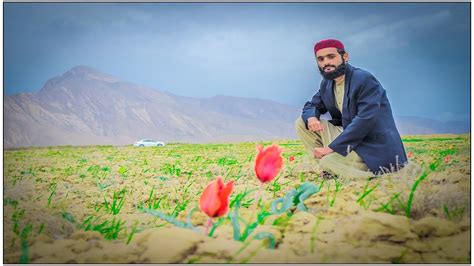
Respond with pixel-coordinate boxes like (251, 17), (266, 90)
(134, 139), (166, 147)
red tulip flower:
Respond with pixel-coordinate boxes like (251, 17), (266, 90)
(199, 176), (233, 218)
(254, 144), (283, 183)
(289, 156), (295, 162)
(444, 155), (450, 164)
(407, 151), (414, 158)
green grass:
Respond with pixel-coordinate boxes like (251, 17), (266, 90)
(401, 137), (464, 142)
(104, 188), (127, 215)
(2, 134), (470, 263)
(82, 216), (126, 240)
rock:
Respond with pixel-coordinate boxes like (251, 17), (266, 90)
(79, 249), (107, 263)
(322, 242), (359, 262)
(30, 243), (57, 260)
(195, 237), (243, 259)
(139, 227), (204, 263)
(343, 211), (417, 243)
(132, 230), (153, 245)
(368, 243), (408, 262)
(247, 248), (290, 263)
(435, 231), (470, 260)
(196, 256), (228, 263)
(34, 256), (70, 263)
(411, 216), (459, 237)
(54, 249), (78, 263)
(99, 242), (140, 263)
(421, 252), (452, 263)
(399, 249), (424, 263)
(53, 239), (78, 248)
(458, 217), (470, 231)
(405, 239), (436, 252)
(70, 239), (89, 253)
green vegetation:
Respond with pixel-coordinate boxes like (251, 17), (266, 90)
(2, 134), (470, 263)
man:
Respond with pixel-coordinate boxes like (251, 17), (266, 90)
(295, 39), (407, 177)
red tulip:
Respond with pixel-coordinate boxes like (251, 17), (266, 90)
(199, 177), (233, 218)
(407, 151), (414, 158)
(254, 144), (283, 183)
(444, 155), (450, 164)
(289, 156), (295, 162)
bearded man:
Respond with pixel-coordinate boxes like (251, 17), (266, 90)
(295, 39), (407, 177)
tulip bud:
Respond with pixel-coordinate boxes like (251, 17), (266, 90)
(254, 144), (283, 183)
(199, 177), (233, 218)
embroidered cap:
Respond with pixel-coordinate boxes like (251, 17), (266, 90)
(314, 39), (345, 55)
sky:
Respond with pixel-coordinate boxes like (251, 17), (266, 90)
(4, 3), (471, 122)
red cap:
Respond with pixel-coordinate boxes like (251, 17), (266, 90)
(314, 39), (345, 55)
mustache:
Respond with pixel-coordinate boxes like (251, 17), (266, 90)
(318, 61), (347, 80)
(323, 65), (337, 70)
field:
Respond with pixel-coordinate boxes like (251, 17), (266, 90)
(3, 134), (470, 263)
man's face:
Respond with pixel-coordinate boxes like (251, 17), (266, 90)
(315, 47), (344, 72)
(315, 47), (350, 80)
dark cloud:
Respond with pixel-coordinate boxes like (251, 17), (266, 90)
(4, 3), (470, 121)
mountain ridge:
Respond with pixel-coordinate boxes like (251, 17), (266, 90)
(4, 65), (300, 148)
(4, 65), (469, 148)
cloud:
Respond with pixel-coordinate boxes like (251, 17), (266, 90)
(38, 4), (155, 34)
(438, 112), (470, 122)
(4, 3), (469, 119)
(345, 10), (452, 51)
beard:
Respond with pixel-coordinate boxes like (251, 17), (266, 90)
(318, 61), (347, 80)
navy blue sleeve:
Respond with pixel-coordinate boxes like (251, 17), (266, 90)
(301, 83), (328, 129)
(328, 75), (383, 156)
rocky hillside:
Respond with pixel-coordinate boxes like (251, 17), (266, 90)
(4, 66), (300, 147)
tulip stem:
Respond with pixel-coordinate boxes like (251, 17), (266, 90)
(249, 183), (265, 224)
(257, 182), (264, 207)
(204, 217), (213, 236)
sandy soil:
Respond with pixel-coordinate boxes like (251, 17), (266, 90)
(3, 135), (470, 263)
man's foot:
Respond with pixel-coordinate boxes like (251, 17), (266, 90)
(320, 171), (338, 180)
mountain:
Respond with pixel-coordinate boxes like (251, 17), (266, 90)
(394, 116), (469, 135)
(4, 65), (469, 148)
(4, 65), (300, 148)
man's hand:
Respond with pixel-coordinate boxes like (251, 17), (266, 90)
(314, 147), (334, 159)
(308, 117), (324, 133)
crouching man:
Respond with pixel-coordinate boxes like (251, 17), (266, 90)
(296, 39), (407, 178)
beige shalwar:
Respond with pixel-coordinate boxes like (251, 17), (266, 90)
(296, 79), (372, 178)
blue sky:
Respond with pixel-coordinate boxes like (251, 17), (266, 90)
(4, 3), (470, 122)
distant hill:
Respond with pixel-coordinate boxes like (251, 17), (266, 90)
(4, 65), (300, 148)
(4, 65), (469, 148)
(394, 116), (469, 135)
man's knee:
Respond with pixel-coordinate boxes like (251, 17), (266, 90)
(319, 153), (331, 164)
(295, 117), (306, 131)
(319, 153), (340, 167)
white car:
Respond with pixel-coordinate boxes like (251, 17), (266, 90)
(134, 139), (166, 147)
